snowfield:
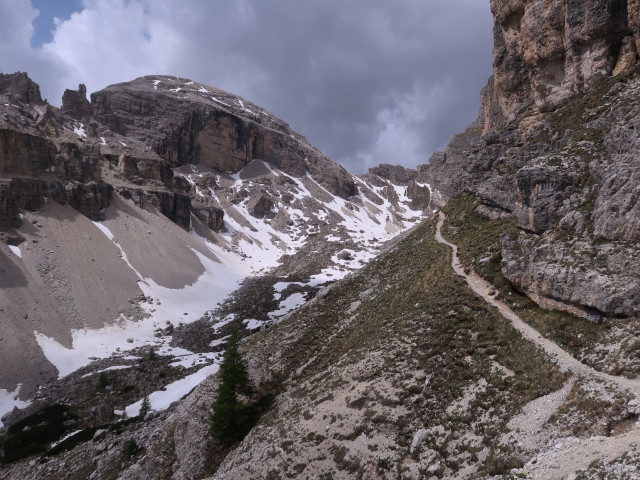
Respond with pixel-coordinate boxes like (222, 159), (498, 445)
(4, 158), (430, 419)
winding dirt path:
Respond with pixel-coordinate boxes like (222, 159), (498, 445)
(435, 212), (640, 397)
(435, 212), (640, 479)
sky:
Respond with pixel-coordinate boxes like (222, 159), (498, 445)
(1, 0), (493, 174)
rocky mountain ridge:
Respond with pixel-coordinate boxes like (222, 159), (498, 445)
(0, 72), (430, 420)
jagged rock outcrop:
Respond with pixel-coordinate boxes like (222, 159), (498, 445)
(61, 84), (92, 120)
(90, 76), (359, 199)
(0, 72), (44, 105)
(246, 192), (274, 218)
(367, 163), (418, 185)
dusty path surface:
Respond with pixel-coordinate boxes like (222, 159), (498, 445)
(435, 212), (640, 479)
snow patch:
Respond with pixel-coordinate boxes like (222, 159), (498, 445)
(211, 96), (231, 107)
(73, 123), (86, 140)
(81, 365), (132, 378)
(125, 363), (219, 416)
(92, 221), (115, 241)
(8, 245), (21, 258)
(269, 292), (306, 319)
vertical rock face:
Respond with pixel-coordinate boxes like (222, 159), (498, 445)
(61, 84), (92, 120)
(0, 129), (56, 175)
(489, 0), (635, 128)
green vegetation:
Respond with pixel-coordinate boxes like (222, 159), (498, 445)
(122, 438), (139, 456)
(98, 372), (109, 389)
(240, 214), (567, 477)
(139, 395), (151, 420)
(210, 329), (254, 447)
(442, 194), (637, 376)
(533, 70), (635, 146)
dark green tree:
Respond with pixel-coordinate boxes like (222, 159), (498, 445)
(210, 329), (253, 446)
(139, 395), (151, 420)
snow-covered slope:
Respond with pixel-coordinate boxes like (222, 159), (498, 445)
(0, 73), (433, 424)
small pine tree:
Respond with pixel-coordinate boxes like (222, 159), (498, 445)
(210, 329), (253, 446)
(98, 372), (109, 388)
(139, 395), (151, 420)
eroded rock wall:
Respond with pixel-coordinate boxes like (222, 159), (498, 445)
(423, 1), (640, 320)
(489, 0), (636, 128)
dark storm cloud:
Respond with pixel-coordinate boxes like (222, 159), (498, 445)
(1, 0), (494, 173)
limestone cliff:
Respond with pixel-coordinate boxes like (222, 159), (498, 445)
(423, 0), (640, 321)
(487, 0), (638, 130)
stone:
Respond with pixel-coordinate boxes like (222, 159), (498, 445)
(91, 76), (358, 199)
(488, 0), (631, 127)
(613, 36), (639, 76)
(406, 180), (431, 210)
(247, 193), (274, 218)
(367, 164), (418, 185)
(61, 84), (92, 120)
(0, 72), (45, 105)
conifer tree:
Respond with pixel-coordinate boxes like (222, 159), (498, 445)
(210, 328), (253, 446)
(139, 395), (151, 420)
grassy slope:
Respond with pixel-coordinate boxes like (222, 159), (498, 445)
(222, 216), (566, 479)
(443, 193), (640, 379)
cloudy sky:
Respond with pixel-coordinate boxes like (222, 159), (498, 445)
(1, 0), (493, 173)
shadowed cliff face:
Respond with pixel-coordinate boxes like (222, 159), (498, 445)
(488, 0), (637, 129)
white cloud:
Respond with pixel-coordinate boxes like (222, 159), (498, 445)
(0, 0), (70, 102)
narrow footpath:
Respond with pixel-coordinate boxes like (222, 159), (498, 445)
(435, 211), (640, 480)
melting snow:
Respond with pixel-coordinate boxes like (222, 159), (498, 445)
(152, 80), (161, 90)
(119, 141), (128, 147)
(8, 245), (21, 258)
(50, 429), (82, 448)
(124, 362), (219, 417)
(30, 162), (429, 417)
(35, 221), (250, 379)
(211, 96), (231, 107)
(269, 292), (306, 319)
(237, 99), (255, 115)
(100, 137), (107, 146)
(92, 221), (114, 241)
(73, 124), (86, 140)
(243, 319), (264, 330)
(81, 365), (132, 378)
